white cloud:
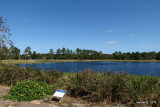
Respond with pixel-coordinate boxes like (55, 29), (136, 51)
(106, 41), (118, 44)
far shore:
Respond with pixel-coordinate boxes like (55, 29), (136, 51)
(2, 59), (160, 64)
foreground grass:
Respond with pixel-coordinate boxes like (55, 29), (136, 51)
(2, 59), (160, 64)
(0, 64), (160, 106)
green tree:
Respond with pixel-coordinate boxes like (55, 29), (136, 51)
(150, 51), (156, 59)
(112, 51), (122, 60)
(122, 52), (130, 60)
(135, 52), (141, 60)
(56, 48), (61, 59)
(9, 46), (15, 59)
(49, 48), (54, 59)
(14, 47), (20, 60)
(24, 46), (32, 60)
(66, 48), (71, 59)
(130, 52), (135, 60)
(0, 17), (13, 63)
(141, 52), (148, 60)
(2, 46), (9, 59)
(32, 51), (37, 59)
(61, 47), (66, 59)
(156, 52), (160, 60)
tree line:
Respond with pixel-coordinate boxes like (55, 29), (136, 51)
(1, 17), (160, 61)
(1, 46), (160, 60)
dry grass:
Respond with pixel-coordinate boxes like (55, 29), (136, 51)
(2, 59), (160, 64)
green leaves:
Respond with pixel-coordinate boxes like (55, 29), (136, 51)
(4, 80), (54, 102)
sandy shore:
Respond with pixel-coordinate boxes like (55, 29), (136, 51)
(2, 59), (160, 64)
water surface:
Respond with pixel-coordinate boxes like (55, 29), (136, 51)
(18, 61), (160, 76)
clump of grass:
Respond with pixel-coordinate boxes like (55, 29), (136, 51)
(66, 70), (160, 105)
(3, 80), (54, 101)
(126, 75), (160, 104)
(0, 64), (63, 85)
(66, 70), (128, 102)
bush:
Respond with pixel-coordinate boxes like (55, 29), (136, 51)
(66, 70), (128, 102)
(0, 64), (63, 85)
(126, 75), (160, 103)
(66, 70), (160, 104)
(4, 80), (55, 101)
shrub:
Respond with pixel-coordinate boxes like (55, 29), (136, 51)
(0, 64), (63, 85)
(66, 70), (160, 104)
(4, 80), (55, 101)
(66, 70), (128, 102)
(126, 75), (160, 103)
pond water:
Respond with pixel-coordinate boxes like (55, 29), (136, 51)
(18, 61), (160, 76)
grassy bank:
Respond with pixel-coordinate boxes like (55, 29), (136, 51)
(2, 59), (160, 64)
(0, 64), (160, 106)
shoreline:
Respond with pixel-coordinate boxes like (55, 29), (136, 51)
(0, 64), (160, 106)
(2, 59), (160, 64)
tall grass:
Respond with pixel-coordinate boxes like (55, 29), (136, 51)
(66, 70), (160, 105)
(66, 70), (128, 102)
(0, 64), (63, 85)
(126, 75), (160, 103)
(0, 64), (160, 105)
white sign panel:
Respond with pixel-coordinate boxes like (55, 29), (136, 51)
(53, 90), (66, 98)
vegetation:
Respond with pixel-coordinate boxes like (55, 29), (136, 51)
(2, 59), (160, 65)
(1, 46), (160, 61)
(4, 80), (54, 101)
(0, 17), (160, 61)
(66, 71), (160, 105)
(0, 17), (13, 64)
(0, 64), (160, 105)
(0, 17), (159, 106)
(0, 64), (63, 85)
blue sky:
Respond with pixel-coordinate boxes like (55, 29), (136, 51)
(0, 0), (160, 54)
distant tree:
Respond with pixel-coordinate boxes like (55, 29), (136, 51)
(32, 51), (37, 59)
(130, 52), (135, 60)
(9, 46), (15, 59)
(122, 52), (130, 60)
(156, 52), (160, 60)
(98, 51), (103, 59)
(2, 46), (9, 59)
(61, 47), (66, 59)
(66, 48), (71, 59)
(61, 47), (66, 55)
(112, 51), (122, 60)
(150, 51), (156, 59)
(76, 48), (82, 59)
(0, 17), (13, 63)
(37, 53), (41, 60)
(24, 46), (32, 60)
(141, 52), (148, 60)
(14, 47), (20, 60)
(49, 48), (54, 59)
(56, 48), (61, 59)
(135, 52), (141, 60)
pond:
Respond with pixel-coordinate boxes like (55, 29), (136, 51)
(18, 61), (160, 76)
